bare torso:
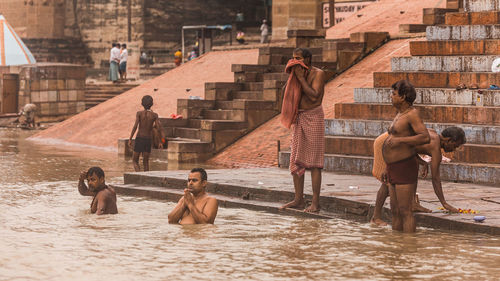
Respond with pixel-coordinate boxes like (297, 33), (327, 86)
(299, 67), (325, 110)
(179, 195), (211, 225)
(383, 108), (418, 163)
(136, 110), (158, 138)
(90, 186), (118, 214)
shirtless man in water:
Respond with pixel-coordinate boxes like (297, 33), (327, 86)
(168, 168), (218, 224)
(128, 95), (163, 171)
(78, 167), (118, 215)
(383, 80), (430, 233)
(371, 127), (466, 226)
(280, 48), (326, 213)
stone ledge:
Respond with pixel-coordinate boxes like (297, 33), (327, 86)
(410, 40), (500, 56)
(325, 119), (500, 145)
(373, 71), (500, 89)
(334, 103), (500, 125)
(426, 25), (500, 41)
(391, 56), (499, 72)
(354, 87), (500, 106)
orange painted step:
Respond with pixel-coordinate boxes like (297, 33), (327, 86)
(446, 11), (500, 25)
(373, 72), (500, 89)
(325, 136), (500, 164)
(410, 40), (500, 56)
(334, 103), (500, 125)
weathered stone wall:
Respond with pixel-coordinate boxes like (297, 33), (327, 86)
(272, 0), (334, 41)
(0, 0), (66, 38)
(0, 0), (267, 68)
(18, 64), (86, 122)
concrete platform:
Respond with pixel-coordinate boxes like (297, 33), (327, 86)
(111, 168), (500, 235)
(391, 56), (499, 72)
(353, 88), (500, 106)
(426, 25), (500, 41)
(325, 119), (500, 145)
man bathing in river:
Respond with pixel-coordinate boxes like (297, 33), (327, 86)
(128, 95), (164, 172)
(279, 48), (326, 213)
(78, 167), (118, 215)
(371, 126), (467, 226)
(168, 168), (218, 224)
(381, 80), (430, 233)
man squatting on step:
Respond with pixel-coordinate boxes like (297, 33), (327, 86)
(168, 168), (218, 224)
(371, 126), (467, 226)
(78, 167), (118, 215)
(380, 80), (430, 233)
(279, 48), (326, 213)
(128, 95), (164, 172)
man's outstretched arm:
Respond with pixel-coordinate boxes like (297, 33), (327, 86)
(430, 152), (458, 213)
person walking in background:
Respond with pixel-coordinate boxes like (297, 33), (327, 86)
(109, 43), (120, 83)
(260, 19), (269, 44)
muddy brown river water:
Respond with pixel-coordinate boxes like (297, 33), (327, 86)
(1, 128), (500, 280)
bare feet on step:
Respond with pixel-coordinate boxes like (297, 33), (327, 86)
(304, 204), (320, 213)
(280, 199), (305, 210)
(370, 218), (388, 226)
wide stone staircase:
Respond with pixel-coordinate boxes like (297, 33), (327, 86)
(85, 83), (139, 109)
(161, 47), (336, 163)
(280, 1), (500, 186)
(23, 38), (92, 66)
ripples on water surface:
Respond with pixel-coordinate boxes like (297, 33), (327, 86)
(1, 128), (500, 280)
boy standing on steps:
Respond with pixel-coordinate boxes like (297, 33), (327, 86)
(128, 95), (164, 171)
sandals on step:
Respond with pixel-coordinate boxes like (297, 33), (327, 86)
(456, 83), (467, 90)
(469, 84), (479, 90)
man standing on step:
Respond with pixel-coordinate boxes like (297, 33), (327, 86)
(119, 43), (128, 82)
(371, 126), (466, 226)
(128, 95), (164, 172)
(280, 48), (326, 213)
(382, 80), (430, 233)
(168, 168), (218, 224)
(109, 43), (120, 83)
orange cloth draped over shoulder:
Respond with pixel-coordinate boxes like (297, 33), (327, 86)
(280, 59), (309, 129)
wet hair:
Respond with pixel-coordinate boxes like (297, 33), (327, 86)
(293, 48), (312, 62)
(141, 95), (153, 109)
(442, 126), (466, 145)
(122, 43), (127, 48)
(391, 80), (416, 105)
(190, 167), (207, 181)
(87, 167), (105, 179)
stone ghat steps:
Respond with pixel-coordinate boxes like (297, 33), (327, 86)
(464, 0), (500, 13)
(323, 135), (499, 164)
(446, 11), (500, 25)
(85, 84), (138, 109)
(278, 152), (500, 186)
(409, 40), (500, 56)
(391, 56), (500, 72)
(334, 103), (499, 125)
(354, 88), (500, 106)
(426, 25), (500, 41)
(325, 119), (499, 145)
(373, 71), (500, 88)
(23, 38), (92, 66)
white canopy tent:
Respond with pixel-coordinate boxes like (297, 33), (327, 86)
(0, 15), (36, 66)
